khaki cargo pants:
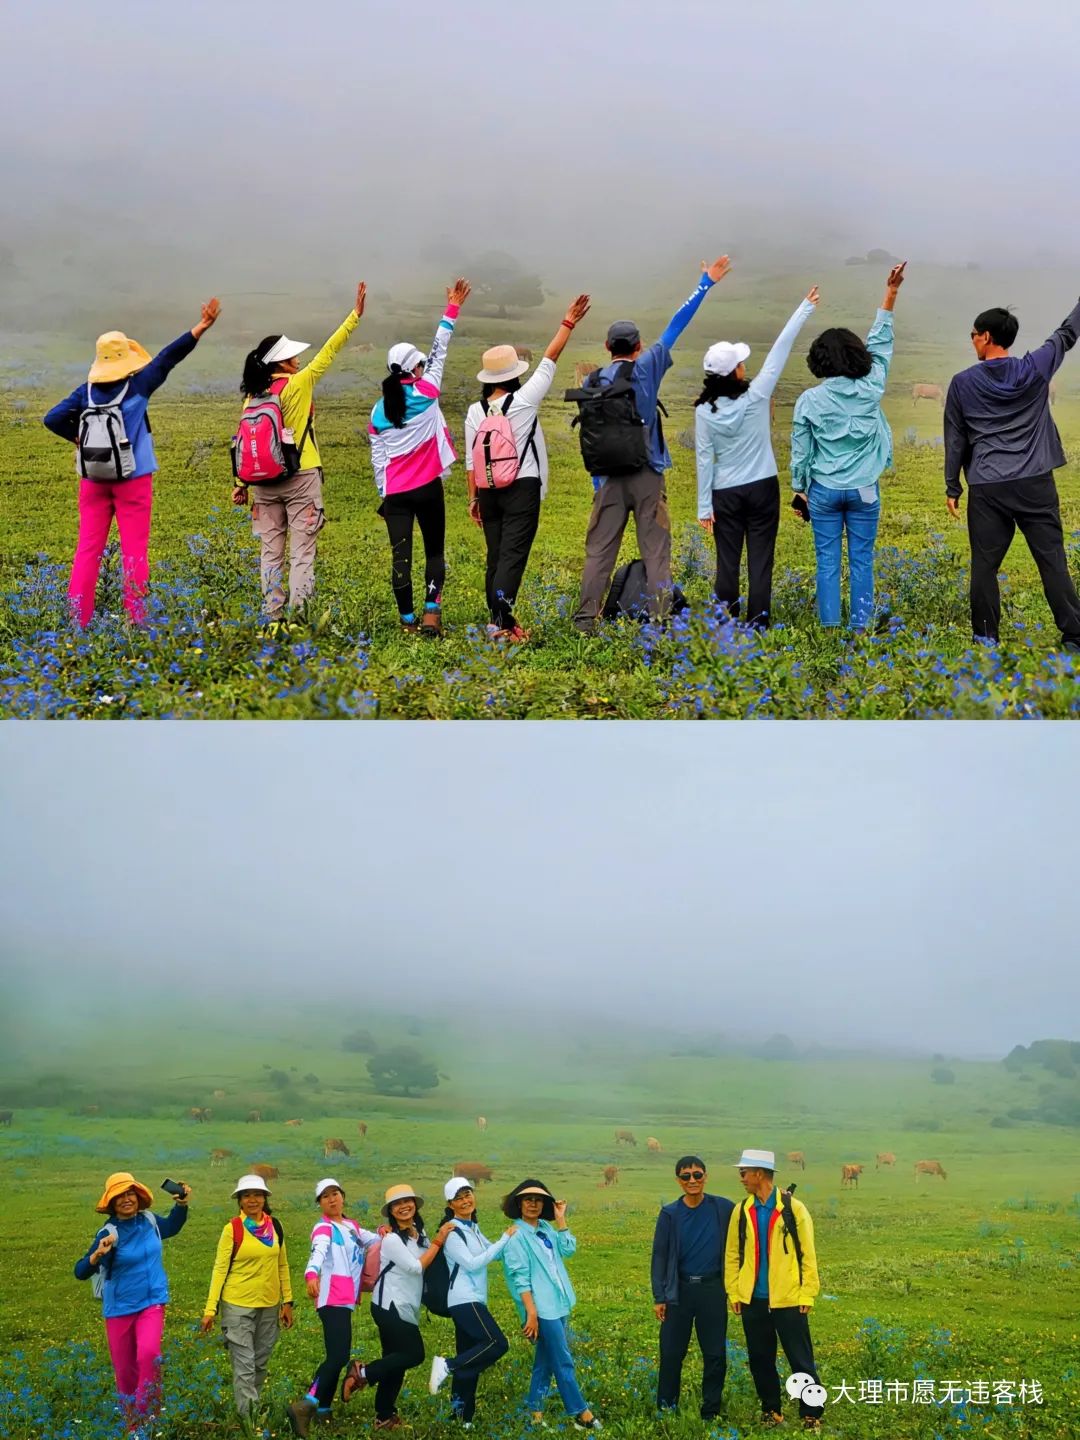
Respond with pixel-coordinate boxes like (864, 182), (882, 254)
(573, 466), (673, 630)
(249, 467), (326, 618)
(220, 1300), (280, 1418)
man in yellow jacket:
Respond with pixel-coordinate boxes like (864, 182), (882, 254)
(724, 1149), (824, 1431)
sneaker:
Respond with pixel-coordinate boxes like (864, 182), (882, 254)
(761, 1413), (786, 1427)
(400, 619), (420, 635)
(287, 1400), (315, 1437)
(574, 1414), (603, 1430)
(429, 1355), (451, 1394)
(420, 609), (443, 639)
(340, 1361), (367, 1402)
(802, 1420), (822, 1432)
(373, 1418), (408, 1431)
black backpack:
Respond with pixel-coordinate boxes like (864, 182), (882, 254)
(602, 558), (689, 622)
(565, 361), (652, 477)
(736, 1188), (804, 1286)
(421, 1225), (464, 1318)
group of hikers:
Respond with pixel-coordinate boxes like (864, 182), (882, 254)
(75, 1149), (821, 1435)
(42, 256), (1080, 650)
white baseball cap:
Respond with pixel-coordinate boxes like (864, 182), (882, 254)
(704, 341), (751, 377)
(444, 1176), (474, 1201)
(233, 1173), (271, 1196)
(387, 342), (425, 374)
(735, 1149), (776, 1170)
(261, 335), (311, 364)
(315, 1177), (344, 1201)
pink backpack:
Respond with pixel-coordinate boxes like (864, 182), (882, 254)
(360, 1236), (386, 1295)
(470, 396), (538, 490)
(231, 379), (313, 484)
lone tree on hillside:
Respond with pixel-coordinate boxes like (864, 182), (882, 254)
(931, 1066), (956, 1085)
(342, 1028), (377, 1053)
(474, 250), (545, 319)
(367, 1046), (440, 1097)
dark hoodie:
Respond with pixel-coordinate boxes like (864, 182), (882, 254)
(943, 298), (1080, 497)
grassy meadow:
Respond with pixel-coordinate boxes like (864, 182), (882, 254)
(4, 263), (1080, 717)
(1, 1008), (1078, 1438)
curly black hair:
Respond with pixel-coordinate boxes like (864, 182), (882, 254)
(806, 327), (873, 380)
(695, 373), (752, 408)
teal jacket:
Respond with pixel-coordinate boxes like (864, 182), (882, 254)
(790, 309), (894, 492)
(503, 1220), (577, 1321)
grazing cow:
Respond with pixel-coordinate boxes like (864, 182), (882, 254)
(912, 383), (944, 405)
(357, 1121), (368, 1138)
(212, 1089), (227, 1100)
(841, 1163), (864, 1188)
(0, 1110), (12, 1127)
(514, 346), (533, 363)
(210, 1148), (234, 1167)
(787, 1151), (806, 1170)
(246, 1110), (262, 1123)
(453, 1161), (494, 1185)
(356, 342), (375, 354)
(250, 1163), (279, 1182)
(914, 1160), (947, 1182)
(81, 1105), (100, 1117)
(324, 1138), (350, 1158)
(647, 1137), (662, 1153)
(601, 1164), (619, 1187)
(876, 1152), (896, 1169)
(284, 1118), (303, 1127)
(574, 361), (599, 387)
(614, 1129), (637, 1147)
(189, 1107), (212, 1123)
(476, 1116), (487, 1132)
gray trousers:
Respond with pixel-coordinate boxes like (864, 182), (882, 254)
(249, 467), (326, 618)
(220, 1300), (280, 1417)
(573, 467), (672, 630)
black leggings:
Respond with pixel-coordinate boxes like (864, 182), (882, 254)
(311, 1306), (352, 1409)
(448, 1301), (509, 1421)
(478, 476), (542, 628)
(366, 1302), (425, 1421)
(380, 479), (446, 617)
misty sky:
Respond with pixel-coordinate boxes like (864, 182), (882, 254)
(1, 724), (1075, 1057)
(5, 0), (1080, 295)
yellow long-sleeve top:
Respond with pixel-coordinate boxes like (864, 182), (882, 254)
(204, 1221), (293, 1315)
(275, 308), (361, 471)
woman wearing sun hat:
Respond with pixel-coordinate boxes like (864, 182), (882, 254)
(286, 1177), (382, 1437)
(368, 278), (471, 637)
(463, 295), (591, 640)
(73, 1170), (191, 1424)
(201, 1173), (294, 1421)
(426, 1176), (518, 1426)
(695, 286), (819, 627)
(236, 281), (367, 621)
(340, 1183), (454, 1429)
(43, 299), (221, 627)
(501, 1178), (601, 1430)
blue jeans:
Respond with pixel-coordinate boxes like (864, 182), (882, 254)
(807, 480), (880, 628)
(525, 1316), (587, 1417)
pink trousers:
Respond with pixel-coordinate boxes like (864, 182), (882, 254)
(69, 474), (154, 627)
(104, 1303), (166, 1417)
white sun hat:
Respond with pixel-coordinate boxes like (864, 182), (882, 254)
(387, 342), (426, 374)
(444, 1176), (474, 1202)
(703, 340), (752, 377)
(476, 345), (530, 384)
(261, 336), (311, 364)
(734, 1148), (776, 1170)
(315, 1177), (344, 1201)
(233, 1173), (271, 1196)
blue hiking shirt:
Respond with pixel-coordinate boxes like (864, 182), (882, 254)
(43, 331), (199, 479)
(592, 272), (716, 486)
(74, 1205), (188, 1318)
(752, 1189), (776, 1300)
(503, 1220), (577, 1321)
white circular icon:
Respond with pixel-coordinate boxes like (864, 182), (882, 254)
(802, 1383), (829, 1408)
(786, 1371), (816, 1399)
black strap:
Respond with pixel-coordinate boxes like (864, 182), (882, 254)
(296, 407), (315, 464)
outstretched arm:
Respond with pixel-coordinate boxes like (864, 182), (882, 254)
(943, 378), (969, 513)
(423, 278), (471, 392)
(543, 295), (591, 365)
(138, 298), (221, 395)
(1028, 296), (1080, 381)
(751, 288), (819, 399)
(790, 397), (814, 492)
(284, 283), (366, 408)
(658, 256), (731, 351)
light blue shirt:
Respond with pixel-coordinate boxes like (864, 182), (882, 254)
(696, 299), (816, 513)
(503, 1220), (577, 1321)
(790, 309), (894, 492)
(444, 1220), (510, 1308)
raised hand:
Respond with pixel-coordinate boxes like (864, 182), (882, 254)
(886, 262), (907, 292)
(355, 282), (367, 318)
(806, 286), (820, 306)
(447, 278), (472, 307)
(563, 294), (591, 327)
(192, 298), (221, 339)
(703, 256), (732, 285)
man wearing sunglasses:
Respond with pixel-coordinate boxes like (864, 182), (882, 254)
(650, 1156), (734, 1421)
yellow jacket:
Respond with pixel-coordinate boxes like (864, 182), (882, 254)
(277, 308), (360, 471)
(204, 1220), (293, 1315)
(724, 1190), (819, 1309)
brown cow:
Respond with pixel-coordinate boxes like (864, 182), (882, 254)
(476, 1116), (487, 1132)
(514, 346), (533, 363)
(614, 1129), (637, 1147)
(356, 342), (375, 354)
(647, 1137), (662, 1153)
(246, 1110), (262, 1123)
(876, 1152), (896, 1169)
(841, 1163), (864, 1188)
(81, 1105), (100, 1116)
(210, 1148), (234, 1167)
(357, 1121), (368, 1138)
(284, 1118), (303, 1127)
(212, 1089), (227, 1101)
(324, 1138), (350, 1158)
(250, 1163), (279, 1182)
(574, 361), (599, 387)
(912, 383), (944, 405)
(0, 1110), (12, 1127)
(189, 1107), (212, 1123)
(914, 1160), (947, 1182)
(787, 1151), (806, 1170)
(601, 1164), (619, 1187)
(453, 1161), (494, 1185)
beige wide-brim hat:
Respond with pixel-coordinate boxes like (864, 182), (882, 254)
(382, 1183), (423, 1216)
(476, 344), (530, 384)
(96, 1171), (154, 1214)
(89, 331), (153, 384)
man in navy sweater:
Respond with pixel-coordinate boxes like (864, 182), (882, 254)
(650, 1156), (734, 1420)
(944, 297), (1080, 649)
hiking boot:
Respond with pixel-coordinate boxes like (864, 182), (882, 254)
(761, 1413), (786, 1427)
(340, 1362), (367, 1402)
(420, 608), (443, 638)
(573, 1413), (602, 1430)
(287, 1400), (315, 1437)
(400, 619), (420, 635)
(373, 1418), (407, 1431)
(429, 1356), (451, 1394)
(801, 1419), (822, 1432)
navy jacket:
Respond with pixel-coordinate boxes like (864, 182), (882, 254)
(651, 1193), (734, 1305)
(944, 298), (1080, 497)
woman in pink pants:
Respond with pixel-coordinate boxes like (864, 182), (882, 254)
(74, 1171), (191, 1427)
(43, 299), (220, 626)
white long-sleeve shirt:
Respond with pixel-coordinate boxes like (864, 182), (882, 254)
(464, 357), (556, 499)
(371, 1230), (426, 1324)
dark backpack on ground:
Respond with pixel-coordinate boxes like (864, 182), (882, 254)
(421, 1225), (464, 1318)
(602, 558), (689, 622)
(565, 361), (651, 477)
(736, 1187), (804, 1286)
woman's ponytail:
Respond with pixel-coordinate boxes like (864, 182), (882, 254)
(381, 370), (409, 429)
(241, 336), (282, 398)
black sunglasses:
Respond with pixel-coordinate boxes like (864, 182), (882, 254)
(678, 1170), (706, 1181)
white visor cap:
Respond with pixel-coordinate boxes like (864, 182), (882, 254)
(388, 343), (425, 374)
(262, 335), (311, 364)
(703, 341), (751, 377)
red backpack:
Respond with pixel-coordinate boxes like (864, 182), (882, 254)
(231, 379), (314, 484)
(470, 395), (538, 490)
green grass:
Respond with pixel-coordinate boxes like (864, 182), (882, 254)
(1, 1007), (1078, 1437)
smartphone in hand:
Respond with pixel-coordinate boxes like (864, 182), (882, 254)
(161, 1178), (185, 1197)
(791, 494), (810, 524)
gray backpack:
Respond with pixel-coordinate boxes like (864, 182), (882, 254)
(91, 1211), (160, 1300)
(78, 382), (136, 481)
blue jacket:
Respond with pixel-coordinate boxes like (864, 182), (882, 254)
(74, 1205), (187, 1318)
(503, 1220), (577, 1321)
(444, 1219), (511, 1308)
(791, 310), (894, 492)
(651, 1194), (734, 1305)
(43, 331), (198, 479)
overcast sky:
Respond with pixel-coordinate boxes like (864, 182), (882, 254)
(4, 0), (1080, 300)
(0, 724), (1075, 1058)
